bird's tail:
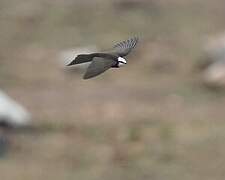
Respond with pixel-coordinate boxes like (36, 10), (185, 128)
(67, 54), (93, 66)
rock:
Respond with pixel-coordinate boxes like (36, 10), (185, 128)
(0, 91), (31, 128)
(203, 61), (225, 88)
(200, 33), (225, 88)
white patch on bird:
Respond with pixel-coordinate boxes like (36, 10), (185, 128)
(118, 57), (127, 67)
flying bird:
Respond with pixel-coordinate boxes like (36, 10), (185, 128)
(67, 37), (139, 79)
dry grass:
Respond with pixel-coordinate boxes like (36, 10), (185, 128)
(1, 0), (225, 179)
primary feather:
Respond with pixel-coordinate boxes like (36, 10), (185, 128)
(113, 37), (138, 57)
(67, 54), (93, 66)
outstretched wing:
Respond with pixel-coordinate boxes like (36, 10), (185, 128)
(67, 54), (93, 66)
(83, 57), (116, 79)
(112, 37), (138, 57)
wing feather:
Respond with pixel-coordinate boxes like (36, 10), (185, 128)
(113, 37), (138, 57)
(67, 54), (93, 66)
(83, 57), (116, 79)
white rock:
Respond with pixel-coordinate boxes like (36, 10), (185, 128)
(201, 33), (225, 88)
(203, 61), (225, 87)
(0, 91), (31, 127)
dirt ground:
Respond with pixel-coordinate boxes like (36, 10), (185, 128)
(1, 0), (225, 179)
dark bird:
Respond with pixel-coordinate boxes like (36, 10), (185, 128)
(67, 37), (139, 79)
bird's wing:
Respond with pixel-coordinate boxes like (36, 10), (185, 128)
(67, 54), (93, 66)
(112, 37), (138, 57)
(83, 57), (116, 79)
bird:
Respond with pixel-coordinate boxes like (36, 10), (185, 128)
(67, 37), (139, 79)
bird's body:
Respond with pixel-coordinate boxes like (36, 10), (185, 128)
(67, 37), (138, 79)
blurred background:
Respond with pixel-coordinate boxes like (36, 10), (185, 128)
(1, 0), (225, 179)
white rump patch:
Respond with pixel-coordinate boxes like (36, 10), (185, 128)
(118, 57), (127, 66)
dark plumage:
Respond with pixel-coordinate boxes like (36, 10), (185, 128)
(67, 37), (139, 79)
